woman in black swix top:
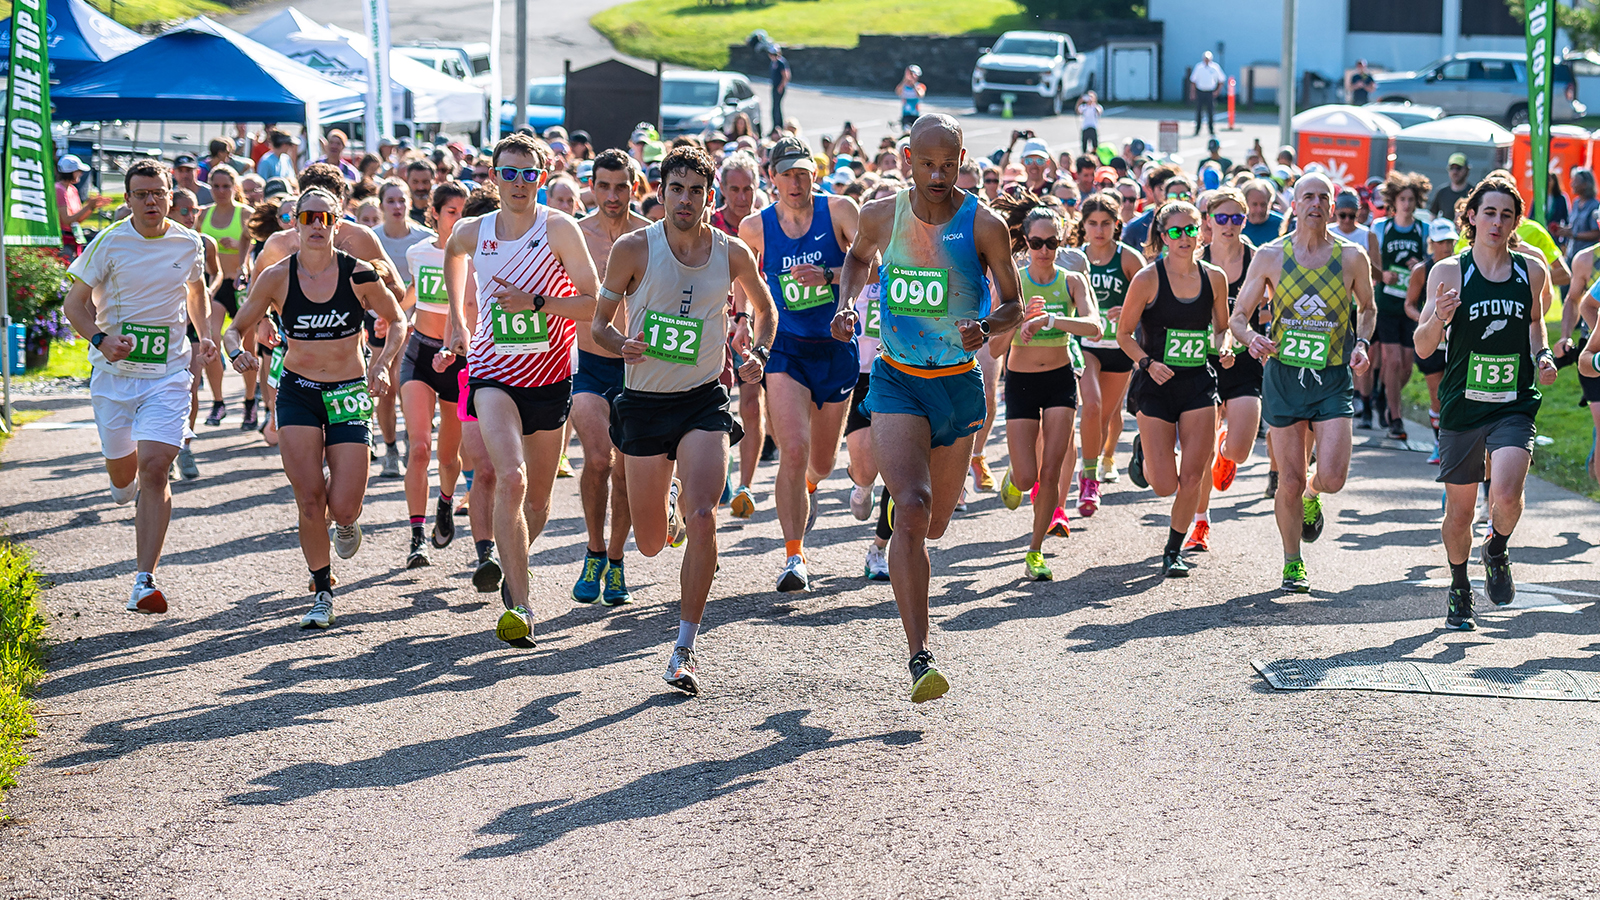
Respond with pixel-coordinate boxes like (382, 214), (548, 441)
(224, 188), (408, 630)
(1187, 187), (1265, 552)
(1116, 200), (1230, 577)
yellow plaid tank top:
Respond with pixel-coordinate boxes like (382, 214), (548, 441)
(1270, 238), (1355, 367)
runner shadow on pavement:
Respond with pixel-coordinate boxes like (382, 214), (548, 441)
(465, 710), (922, 857)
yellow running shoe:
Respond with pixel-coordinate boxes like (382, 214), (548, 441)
(909, 651), (950, 703)
(1024, 550), (1053, 581)
(496, 605), (533, 645)
(971, 455), (996, 491)
(730, 485), (755, 519)
(556, 454), (574, 478)
(999, 470), (1024, 510)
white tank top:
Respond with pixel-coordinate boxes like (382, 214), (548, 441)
(467, 208), (579, 388)
(625, 222), (732, 394)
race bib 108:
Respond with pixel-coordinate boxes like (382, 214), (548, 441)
(322, 382), (374, 425)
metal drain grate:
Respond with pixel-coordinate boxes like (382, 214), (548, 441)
(1254, 658), (1600, 701)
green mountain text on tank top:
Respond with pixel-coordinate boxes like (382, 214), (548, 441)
(1269, 237), (1356, 369)
(1439, 249), (1542, 432)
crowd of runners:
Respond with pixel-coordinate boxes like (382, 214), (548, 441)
(61, 106), (1591, 703)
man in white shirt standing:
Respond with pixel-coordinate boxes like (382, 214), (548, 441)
(61, 158), (214, 614)
(1190, 51), (1226, 138)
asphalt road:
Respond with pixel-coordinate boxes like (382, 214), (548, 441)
(3, 379), (1600, 896)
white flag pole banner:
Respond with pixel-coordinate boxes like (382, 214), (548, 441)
(362, 0), (394, 144)
(489, 0), (503, 143)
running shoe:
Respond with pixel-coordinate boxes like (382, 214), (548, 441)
(1427, 442), (1442, 465)
(667, 479), (687, 548)
(1445, 586), (1476, 631)
(1184, 520), (1211, 553)
(760, 435), (778, 463)
(1387, 418), (1407, 442)
(472, 554), (503, 593)
(1100, 458), (1120, 484)
(431, 495), (456, 548)
(1263, 470), (1279, 499)
(109, 478), (138, 506)
(240, 404), (258, 431)
(777, 554), (810, 592)
(496, 604), (534, 647)
(127, 574), (167, 614)
(1301, 495), (1325, 543)
(1376, 396), (1390, 429)
(602, 561), (633, 606)
(954, 487), (969, 512)
(1212, 433), (1237, 491)
(1024, 550), (1053, 581)
(998, 470), (1024, 510)
(300, 592), (335, 629)
(863, 544), (890, 581)
(176, 445), (201, 481)
(849, 483), (873, 521)
(730, 485), (756, 519)
(1048, 508), (1071, 537)
(204, 401), (226, 426)
(572, 555), (605, 604)
(1161, 550), (1191, 578)
(1129, 434), (1148, 488)
(380, 452), (402, 479)
(1281, 559), (1310, 594)
(664, 645), (700, 695)
(720, 474), (734, 507)
(1077, 476), (1101, 518)
(1357, 407), (1373, 431)
(909, 650), (949, 703)
(333, 522), (363, 559)
(806, 490), (819, 534)
(406, 534), (431, 569)
(1483, 549), (1516, 607)
(971, 456), (996, 492)
(557, 454), (574, 478)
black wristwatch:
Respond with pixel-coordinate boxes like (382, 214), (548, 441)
(90, 331), (107, 348)
(532, 294), (547, 313)
(1138, 355), (1154, 371)
(228, 348), (244, 361)
(1355, 337), (1372, 351)
(750, 344), (770, 364)
(821, 264), (834, 284)
(976, 318), (991, 336)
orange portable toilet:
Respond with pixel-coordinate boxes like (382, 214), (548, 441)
(1511, 124), (1590, 205)
(1292, 105), (1400, 191)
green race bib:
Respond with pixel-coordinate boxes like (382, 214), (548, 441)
(1279, 328), (1330, 369)
(864, 301), (881, 338)
(640, 310), (704, 365)
(1466, 352), (1519, 403)
(322, 382), (374, 425)
(267, 344), (285, 389)
(778, 272), (833, 311)
(1068, 336), (1086, 370)
(415, 265), (448, 308)
(489, 302), (550, 354)
(119, 323), (171, 375)
(1083, 311), (1118, 349)
(1163, 328), (1210, 367)
(1384, 264), (1411, 297)
(885, 265), (949, 318)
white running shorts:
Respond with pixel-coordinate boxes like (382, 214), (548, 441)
(90, 365), (193, 459)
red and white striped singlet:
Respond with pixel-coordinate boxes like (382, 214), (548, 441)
(467, 207), (579, 387)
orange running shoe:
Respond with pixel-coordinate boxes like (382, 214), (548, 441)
(1212, 428), (1237, 491)
(1184, 520), (1211, 553)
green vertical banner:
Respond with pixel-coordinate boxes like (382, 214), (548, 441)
(3, 0), (59, 246)
(1526, 0), (1553, 227)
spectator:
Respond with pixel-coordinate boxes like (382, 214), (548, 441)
(1566, 168), (1597, 262)
(1346, 60), (1376, 106)
(1203, 138), (1232, 173)
(255, 132), (299, 186)
(897, 65), (926, 131)
(1190, 51), (1225, 137)
(171, 155), (212, 205)
(569, 130), (593, 161)
(55, 154), (110, 259)
(357, 153), (383, 181)
(318, 129), (359, 181)
(769, 45), (790, 131)
(1240, 178), (1286, 245)
(1019, 139), (1054, 194)
(1430, 153), (1471, 220)
(1075, 90), (1102, 155)
(201, 137), (252, 178)
(405, 159), (435, 225)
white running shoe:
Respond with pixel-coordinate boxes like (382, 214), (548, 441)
(667, 479), (687, 548)
(126, 574), (167, 613)
(849, 484), (873, 521)
(300, 592), (335, 629)
(776, 554), (810, 592)
(664, 645), (700, 695)
(333, 522), (363, 559)
(954, 487), (969, 512)
(109, 478), (138, 506)
(864, 544), (890, 581)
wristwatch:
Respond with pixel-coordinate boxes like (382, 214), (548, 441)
(750, 344), (770, 364)
(976, 318), (991, 336)
(90, 332), (107, 348)
(1354, 337), (1372, 351)
(821, 264), (834, 284)
(532, 294), (547, 313)
(1138, 355), (1154, 371)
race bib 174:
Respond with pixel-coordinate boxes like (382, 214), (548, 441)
(415, 265), (448, 307)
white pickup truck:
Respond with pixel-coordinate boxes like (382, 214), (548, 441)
(971, 31), (1089, 116)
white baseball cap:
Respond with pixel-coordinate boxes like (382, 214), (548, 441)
(57, 154), (87, 174)
(1429, 217), (1459, 242)
(1020, 138), (1051, 162)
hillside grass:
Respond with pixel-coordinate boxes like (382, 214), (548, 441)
(593, 0), (1029, 70)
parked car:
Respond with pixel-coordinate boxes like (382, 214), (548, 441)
(500, 77), (566, 133)
(1360, 101), (1445, 129)
(1370, 52), (1585, 127)
(397, 42), (494, 92)
(971, 31), (1089, 116)
(659, 70), (761, 137)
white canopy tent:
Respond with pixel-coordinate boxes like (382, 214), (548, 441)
(247, 7), (487, 130)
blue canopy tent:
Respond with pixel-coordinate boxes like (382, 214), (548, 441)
(0, 0), (145, 81)
(52, 16), (364, 126)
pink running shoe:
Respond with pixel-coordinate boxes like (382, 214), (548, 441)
(1028, 482), (1039, 504)
(1077, 475), (1101, 518)
(1048, 507), (1072, 537)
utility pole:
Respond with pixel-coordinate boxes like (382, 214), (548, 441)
(514, 0), (527, 133)
(1279, 0), (1296, 149)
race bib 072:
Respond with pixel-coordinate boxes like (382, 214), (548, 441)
(778, 272), (833, 311)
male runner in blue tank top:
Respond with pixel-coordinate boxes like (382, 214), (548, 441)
(831, 115), (1024, 703)
(738, 135), (861, 592)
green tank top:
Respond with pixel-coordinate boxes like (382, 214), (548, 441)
(1270, 237), (1356, 368)
(1375, 217), (1425, 318)
(1439, 249), (1542, 431)
(1014, 263), (1074, 348)
(1086, 243), (1133, 311)
(200, 205), (246, 254)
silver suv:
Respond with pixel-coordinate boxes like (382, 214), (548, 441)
(1370, 52), (1584, 127)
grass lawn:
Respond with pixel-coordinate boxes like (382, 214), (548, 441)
(593, 0), (1028, 70)
(0, 0), (224, 26)
(16, 339), (90, 385)
(0, 536), (46, 808)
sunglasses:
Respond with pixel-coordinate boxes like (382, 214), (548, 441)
(1163, 224), (1201, 240)
(1211, 213), (1246, 225)
(277, 211), (294, 224)
(1027, 236), (1062, 251)
(1336, 212), (1357, 220)
(1119, 195), (1137, 204)
(497, 166), (546, 183)
(297, 210), (336, 228)
(984, 177), (1000, 184)
(1064, 197), (1078, 207)
(1167, 192), (1193, 202)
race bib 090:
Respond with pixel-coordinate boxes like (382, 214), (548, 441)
(885, 265), (949, 318)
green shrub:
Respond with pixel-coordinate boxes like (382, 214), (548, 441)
(0, 537), (47, 801)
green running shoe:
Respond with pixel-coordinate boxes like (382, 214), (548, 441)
(1281, 559), (1311, 594)
(1024, 550), (1052, 581)
(496, 605), (534, 647)
(1301, 494), (1325, 543)
(999, 469), (1024, 511)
